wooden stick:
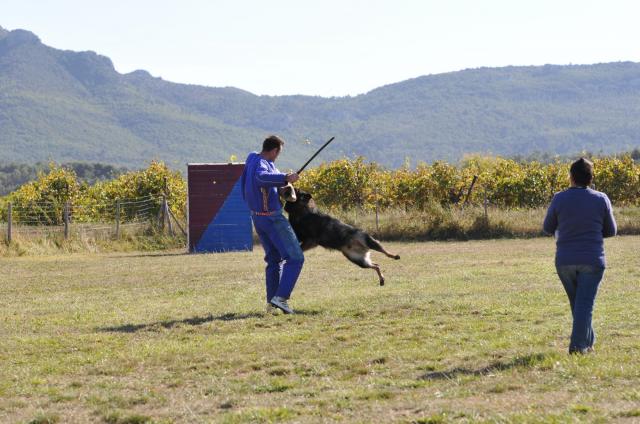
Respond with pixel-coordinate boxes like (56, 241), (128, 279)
(296, 137), (335, 174)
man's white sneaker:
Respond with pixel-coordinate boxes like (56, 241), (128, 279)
(270, 296), (294, 314)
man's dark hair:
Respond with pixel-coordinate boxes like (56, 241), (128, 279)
(570, 157), (594, 186)
(262, 135), (285, 152)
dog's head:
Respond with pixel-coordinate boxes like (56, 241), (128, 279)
(283, 187), (316, 215)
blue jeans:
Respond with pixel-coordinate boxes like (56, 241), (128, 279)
(556, 264), (605, 352)
(252, 211), (304, 302)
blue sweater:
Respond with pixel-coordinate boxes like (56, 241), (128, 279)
(240, 152), (288, 213)
(543, 187), (617, 268)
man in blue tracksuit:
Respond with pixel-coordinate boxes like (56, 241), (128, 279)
(240, 135), (303, 314)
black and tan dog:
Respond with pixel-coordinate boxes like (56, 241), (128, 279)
(281, 186), (400, 286)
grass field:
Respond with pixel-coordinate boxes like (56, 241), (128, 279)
(1, 237), (639, 423)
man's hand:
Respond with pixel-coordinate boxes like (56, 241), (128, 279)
(285, 173), (300, 183)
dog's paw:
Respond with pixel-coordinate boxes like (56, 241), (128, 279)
(394, 255), (400, 260)
(379, 279), (385, 286)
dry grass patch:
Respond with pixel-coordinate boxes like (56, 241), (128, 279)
(0, 237), (638, 422)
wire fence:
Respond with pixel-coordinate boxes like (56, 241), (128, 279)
(0, 195), (185, 242)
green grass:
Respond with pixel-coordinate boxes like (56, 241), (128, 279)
(1, 237), (639, 423)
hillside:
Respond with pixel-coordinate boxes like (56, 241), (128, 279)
(0, 162), (128, 195)
(1, 25), (640, 169)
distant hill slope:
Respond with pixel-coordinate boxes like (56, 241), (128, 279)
(1, 25), (639, 169)
(0, 161), (128, 196)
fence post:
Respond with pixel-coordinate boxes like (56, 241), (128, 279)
(165, 199), (174, 236)
(7, 202), (12, 244)
(374, 187), (379, 232)
(484, 189), (489, 220)
(166, 204), (187, 237)
(158, 196), (166, 231)
(64, 201), (70, 239)
(115, 199), (121, 239)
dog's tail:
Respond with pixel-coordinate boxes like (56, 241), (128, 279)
(364, 234), (400, 260)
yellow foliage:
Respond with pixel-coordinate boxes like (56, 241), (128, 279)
(6, 163), (83, 224)
(4, 161), (186, 224)
(2, 156), (639, 226)
(299, 155), (640, 210)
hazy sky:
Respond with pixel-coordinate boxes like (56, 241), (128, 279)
(2, 0), (638, 96)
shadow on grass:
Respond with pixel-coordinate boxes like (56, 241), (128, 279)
(419, 353), (551, 380)
(109, 252), (188, 259)
(98, 309), (322, 333)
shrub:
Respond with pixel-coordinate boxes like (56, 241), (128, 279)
(4, 163), (83, 224)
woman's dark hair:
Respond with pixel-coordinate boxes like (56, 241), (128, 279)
(570, 157), (594, 186)
(262, 135), (285, 152)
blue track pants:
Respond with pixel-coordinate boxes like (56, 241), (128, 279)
(252, 211), (304, 301)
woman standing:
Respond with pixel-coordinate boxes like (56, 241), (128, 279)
(543, 158), (617, 354)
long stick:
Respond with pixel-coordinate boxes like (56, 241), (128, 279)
(296, 136), (335, 174)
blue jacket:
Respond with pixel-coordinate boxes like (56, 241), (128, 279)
(241, 152), (288, 213)
(543, 187), (617, 268)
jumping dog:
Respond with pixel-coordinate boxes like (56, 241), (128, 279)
(281, 186), (400, 286)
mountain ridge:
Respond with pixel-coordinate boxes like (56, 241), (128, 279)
(1, 26), (639, 169)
